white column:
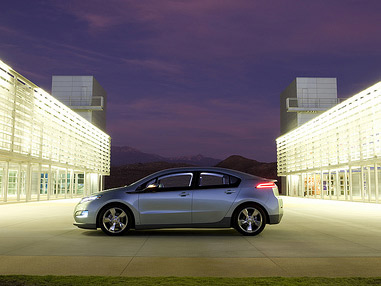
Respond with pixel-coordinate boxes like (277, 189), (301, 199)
(367, 166), (372, 202)
(3, 162), (9, 203)
(320, 170), (324, 199)
(83, 171), (87, 196)
(375, 163), (379, 204)
(314, 173), (317, 199)
(25, 163), (31, 202)
(327, 170), (332, 200)
(47, 165), (51, 200)
(305, 173), (310, 198)
(349, 166), (353, 201)
(55, 169), (59, 198)
(361, 166), (365, 201)
(70, 169), (74, 198)
(17, 164), (21, 202)
(64, 168), (68, 199)
(37, 163), (41, 201)
(75, 173), (78, 196)
(336, 170), (340, 200)
(299, 174), (303, 197)
(344, 169), (348, 201)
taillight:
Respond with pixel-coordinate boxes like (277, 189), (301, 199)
(256, 182), (276, 189)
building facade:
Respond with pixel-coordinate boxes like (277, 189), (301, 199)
(277, 81), (381, 203)
(0, 60), (111, 203)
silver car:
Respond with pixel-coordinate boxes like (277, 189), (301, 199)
(74, 167), (283, 236)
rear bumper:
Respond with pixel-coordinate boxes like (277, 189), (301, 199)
(73, 223), (97, 229)
(268, 213), (283, 224)
(268, 196), (283, 224)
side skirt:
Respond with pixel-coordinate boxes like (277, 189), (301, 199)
(135, 217), (231, 230)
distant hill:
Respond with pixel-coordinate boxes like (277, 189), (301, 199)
(105, 153), (280, 192)
(111, 146), (220, 166)
(167, 154), (221, 166)
(216, 155), (278, 180)
(111, 146), (165, 165)
(105, 161), (194, 189)
(216, 155), (281, 193)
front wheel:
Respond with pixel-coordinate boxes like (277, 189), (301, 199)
(234, 205), (266, 236)
(99, 205), (131, 236)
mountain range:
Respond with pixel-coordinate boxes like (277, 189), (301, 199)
(106, 146), (280, 192)
(111, 146), (221, 166)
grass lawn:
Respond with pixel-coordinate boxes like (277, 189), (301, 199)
(0, 276), (380, 286)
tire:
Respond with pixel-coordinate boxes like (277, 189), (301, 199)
(98, 204), (131, 236)
(234, 204), (266, 236)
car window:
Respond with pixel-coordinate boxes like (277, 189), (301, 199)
(199, 172), (240, 188)
(229, 176), (239, 185)
(157, 173), (193, 188)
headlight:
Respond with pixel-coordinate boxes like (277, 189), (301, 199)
(75, 210), (89, 218)
(79, 194), (102, 204)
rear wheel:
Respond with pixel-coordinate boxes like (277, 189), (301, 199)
(99, 205), (131, 236)
(234, 205), (266, 236)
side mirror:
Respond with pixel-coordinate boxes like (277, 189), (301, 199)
(146, 183), (160, 189)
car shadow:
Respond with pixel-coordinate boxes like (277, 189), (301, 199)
(81, 228), (241, 237)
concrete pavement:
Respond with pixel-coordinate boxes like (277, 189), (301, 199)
(0, 196), (381, 276)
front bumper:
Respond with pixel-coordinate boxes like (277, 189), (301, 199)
(73, 200), (98, 229)
(73, 222), (97, 229)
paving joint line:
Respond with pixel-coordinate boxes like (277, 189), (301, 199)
(243, 236), (289, 275)
(119, 234), (150, 275)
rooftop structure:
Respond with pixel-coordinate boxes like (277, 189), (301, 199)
(52, 76), (107, 132)
(280, 77), (341, 135)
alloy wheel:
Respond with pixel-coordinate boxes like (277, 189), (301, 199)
(102, 207), (128, 234)
(237, 207), (263, 234)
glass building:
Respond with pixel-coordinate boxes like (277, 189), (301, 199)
(0, 59), (110, 203)
(277, 80), (381, 203)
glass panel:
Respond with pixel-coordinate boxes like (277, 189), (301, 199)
(77, 173), (84, 195)
(8, 170), (17, 196)
(40, 173), (48, 194)
(158, 173), (193, 188)
(199, 172), (229, 187)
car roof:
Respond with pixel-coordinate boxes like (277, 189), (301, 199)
(144, 167), (263, 180)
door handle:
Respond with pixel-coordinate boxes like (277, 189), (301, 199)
(179, 192), (190, 197)
(225, 190), (235, 194)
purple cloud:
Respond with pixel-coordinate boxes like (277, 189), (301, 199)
(107, 96), (279, 160)
(0, 0), (379, 162)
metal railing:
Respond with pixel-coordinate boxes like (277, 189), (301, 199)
(286, 97), (346, 111)
(58, 96), (104, 109)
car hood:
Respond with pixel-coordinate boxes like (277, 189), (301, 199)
(98, 185), (136, 195)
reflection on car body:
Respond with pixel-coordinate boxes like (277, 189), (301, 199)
(74, 167), (283, 236)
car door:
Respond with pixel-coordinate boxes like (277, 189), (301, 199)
(138, 172), (193, 225)
(192, 172), (240, 224)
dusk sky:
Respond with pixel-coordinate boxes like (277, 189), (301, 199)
(1, 0), (380, 162)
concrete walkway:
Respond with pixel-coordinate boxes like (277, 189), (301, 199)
(0, 197), (381, 277)
(1, 256), (381, 277)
